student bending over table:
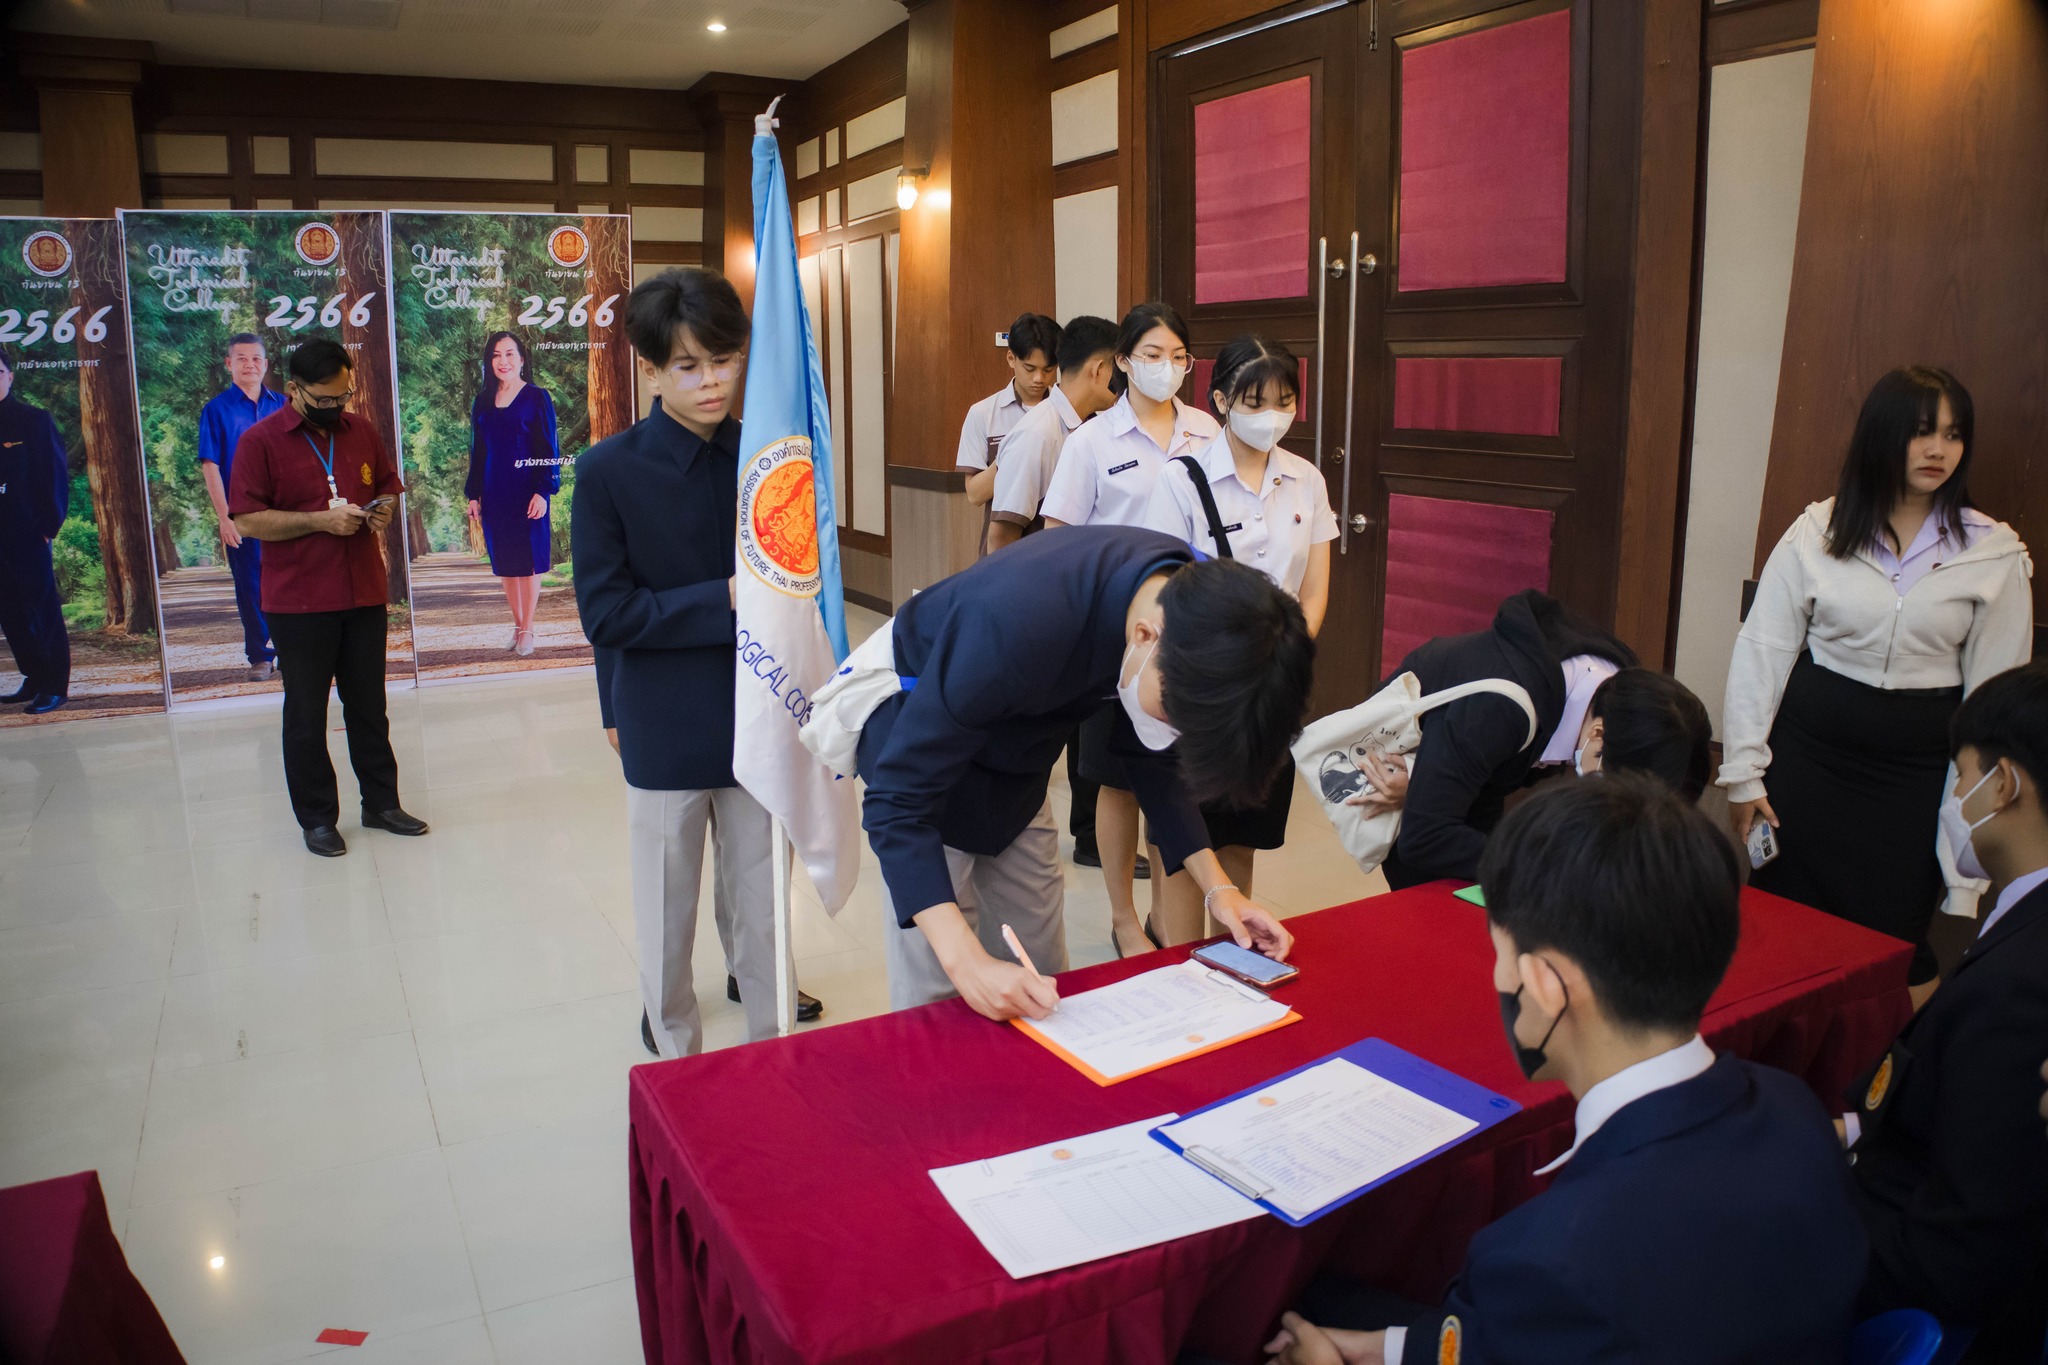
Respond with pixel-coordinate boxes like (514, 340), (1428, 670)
(1198, 774), (1865, 1365)
(1840, 661), (2048, 1354)
(1353, 589), (1711, 889)
(801, 525), (1312, 1020)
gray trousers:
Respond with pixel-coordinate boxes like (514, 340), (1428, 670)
(626, 784), (786, 1058)
(880, 801), (1068, 1010)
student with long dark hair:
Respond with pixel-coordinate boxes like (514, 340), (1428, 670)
(1139, 334), (1333, 943)
(1039, 302), (1220, 956)
(1723, 367), (2032, 993)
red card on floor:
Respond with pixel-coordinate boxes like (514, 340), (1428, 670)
(316, 1329), (368, 1346)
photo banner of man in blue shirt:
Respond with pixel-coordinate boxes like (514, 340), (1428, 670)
(196, 333), (286, 682)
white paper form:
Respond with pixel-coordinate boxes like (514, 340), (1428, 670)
(929, 1114), (1264, 1278)
(1157, 1057), (1478, 1221)
(1017, 960), (1295, 1082)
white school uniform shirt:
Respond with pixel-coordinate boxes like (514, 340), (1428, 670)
(1040, 393), (1219, 529)
(954, 381), (1031, 472)
(988, 384), (1084, 526)
(1139, 431), (1335, 596)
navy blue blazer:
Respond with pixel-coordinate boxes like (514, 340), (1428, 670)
(1385, 590), (1634, 889)
(1849, 878), (2048, 1327)
(857, 525), (1208, 923)
(572, 410), (739, 792)
(1401, 1055), (1866, 1364)
(0, 395), (67, 559)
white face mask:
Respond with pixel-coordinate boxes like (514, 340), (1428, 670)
(1117, 638), (1180, 751)
(1227, 407), (1294, 452)
(1124, 357), (1184, 404)
(1940, 765), (2007, 882)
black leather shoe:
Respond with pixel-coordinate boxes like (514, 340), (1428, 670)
(24, 694), (66, 715)
(362, 807), (429, 836)
(0, 683), (31, 703)
(303, 825), (347, 857)
(1072, 843), (1102, 868)
(726, 974), (823, 1021)
(1133, 854), (1151, 881)
(640, 1010), (659, 1056)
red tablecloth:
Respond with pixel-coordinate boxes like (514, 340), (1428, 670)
(0, 1170), (186, 1365)
(628, 884), (1911, 1365)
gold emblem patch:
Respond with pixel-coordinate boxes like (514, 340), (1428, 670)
(360, 462), (373, 487)
(1865, 1054), (1893, 1112)
(1438, 1315), (1462, 1365)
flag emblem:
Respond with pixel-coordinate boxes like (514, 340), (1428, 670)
(294, 223), (340, 267)
(547, 226), (590, 268)
(22, 230), (71, 278)
(1438, 1315), (1462, 1364)
(740, 436), (822, 595)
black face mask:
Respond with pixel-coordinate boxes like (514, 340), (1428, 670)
(300, 401), (343, 430)
(1499, 979), (1568, 1081)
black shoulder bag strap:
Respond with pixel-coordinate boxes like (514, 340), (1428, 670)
(1174, 455), (1233, 559)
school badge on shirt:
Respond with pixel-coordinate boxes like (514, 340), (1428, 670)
(360, 462), (373, 487)
(1864, 1053), (1893, 1111)
(1438, 1315), (1462, 1364)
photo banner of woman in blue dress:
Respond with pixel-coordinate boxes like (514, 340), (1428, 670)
(388, 211), (633, 678)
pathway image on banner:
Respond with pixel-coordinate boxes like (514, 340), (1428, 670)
(119, 209), (414, 703)
(388, 212), (633, 678)
(0, 217), (165, 727)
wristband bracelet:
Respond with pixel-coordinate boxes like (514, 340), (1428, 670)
(1203, 883), (1239, 919)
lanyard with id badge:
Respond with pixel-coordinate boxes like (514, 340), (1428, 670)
(303, 430), (351, 509)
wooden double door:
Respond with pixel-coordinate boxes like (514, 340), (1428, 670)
(1154, 0), (1647, 718)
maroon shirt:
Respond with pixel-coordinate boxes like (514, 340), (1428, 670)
(228, 405), (405, 614)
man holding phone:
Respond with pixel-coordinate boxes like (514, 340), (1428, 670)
(229, 337), (427, 858)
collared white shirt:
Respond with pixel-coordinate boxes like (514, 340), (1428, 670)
(1535, 1034), (1715, 1176)
(1140, 431), (1336, 597)
(954, 381), (1032, 472)
(1040, 393), (1219, 529)
(1980, 864), (2048, 940)
(989, 384), (1084, 526)
(1539, 654), (1622, 766)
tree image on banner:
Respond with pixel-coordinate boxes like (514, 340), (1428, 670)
(0, 216), (165, 725)
(387, 211), (632, 678)
(120, 209), (413, 701)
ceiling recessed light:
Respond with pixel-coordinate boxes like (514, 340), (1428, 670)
(706, 20), (726, 31)
(208, 1256), (226, 1270)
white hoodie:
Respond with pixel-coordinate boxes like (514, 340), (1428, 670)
(1720, 499), (2033, 915)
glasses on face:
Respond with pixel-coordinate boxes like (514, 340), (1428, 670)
(1131, 349), (1190, 370)
(666, 356), (743, 391)
(294, 385), (354, 410)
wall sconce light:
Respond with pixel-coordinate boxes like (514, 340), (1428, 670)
(896, 167), (928, 212)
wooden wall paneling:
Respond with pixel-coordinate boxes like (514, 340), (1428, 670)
(1053, 150), (1119, 198)
(1051, 37), (1120, 88)
(689, 74), (788, 313)
(1755, 0), (2048, 631)
(15, 36), (151, 217)
(1612, 0), (1702, 666)
(1118, 0), (1146, 311)
(1706, 0), (1820, 64)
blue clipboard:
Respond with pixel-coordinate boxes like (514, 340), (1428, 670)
(1147, 1037), (1522, 1227)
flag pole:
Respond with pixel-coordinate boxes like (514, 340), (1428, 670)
(771, 817), (794, 1037)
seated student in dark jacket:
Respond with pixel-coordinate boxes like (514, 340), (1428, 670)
(1843, 661), (2048, 1349)
(1355, 589), (1711, 888)
(1245, 775), (1866, 1365)
(826, 526), (1312, 1020)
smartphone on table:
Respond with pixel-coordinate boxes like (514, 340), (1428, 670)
(1191, 939), (1299, 990)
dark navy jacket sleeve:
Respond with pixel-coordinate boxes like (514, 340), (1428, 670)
(594, 645), (617, 731)
(28, 407), (68, 540)
(1392, 693), (1533, 883)
(532, 389), (562, 497)
(464, 396), (485, 502)
(572, 458), (734, 651)
(1403, 1254), (1628, 1365)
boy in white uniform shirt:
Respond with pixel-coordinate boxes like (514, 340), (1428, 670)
(986, 315), (1117, 553)
(1141, 334), (1335, 943)
(958, 313), (1059, 486)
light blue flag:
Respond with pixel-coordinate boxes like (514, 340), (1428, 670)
(746, 112), (850, 662)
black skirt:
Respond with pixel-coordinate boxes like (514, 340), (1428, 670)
(1749, 652), (1958, 984)
(1080, 704), (1293, 851)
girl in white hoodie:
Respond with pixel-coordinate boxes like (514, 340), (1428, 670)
(1722, 367), (2032, 988)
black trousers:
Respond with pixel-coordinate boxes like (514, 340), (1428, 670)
(1066, 727), (1098, 854)
(268, 605), (400, 829)
(0, 541), (71, 696)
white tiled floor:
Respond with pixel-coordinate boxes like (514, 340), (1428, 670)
(0, 606), (1376, 1365)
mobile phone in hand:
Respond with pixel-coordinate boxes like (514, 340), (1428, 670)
(1746, 820), (1779, 871)
(362, 495), (395, 513)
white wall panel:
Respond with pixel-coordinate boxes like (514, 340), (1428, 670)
(846, 236), (888, 537)
(629, 206), (704, 242)
(798, 196), (820, 236)
(141, 133), (230, 175)
(1054, 187), (1119, 323)
(845, 165), (900, 222)
(1050, 71), (1118, 165)
(844, 97), (907, 159)
(0, 132), (40, 171)
(1673, 49), (1816, 737)
(628, 148), (704, 186)
(796, 138), (820, 180)
(252, 135), (291, 175)
(1050, 6), (1116, 57)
